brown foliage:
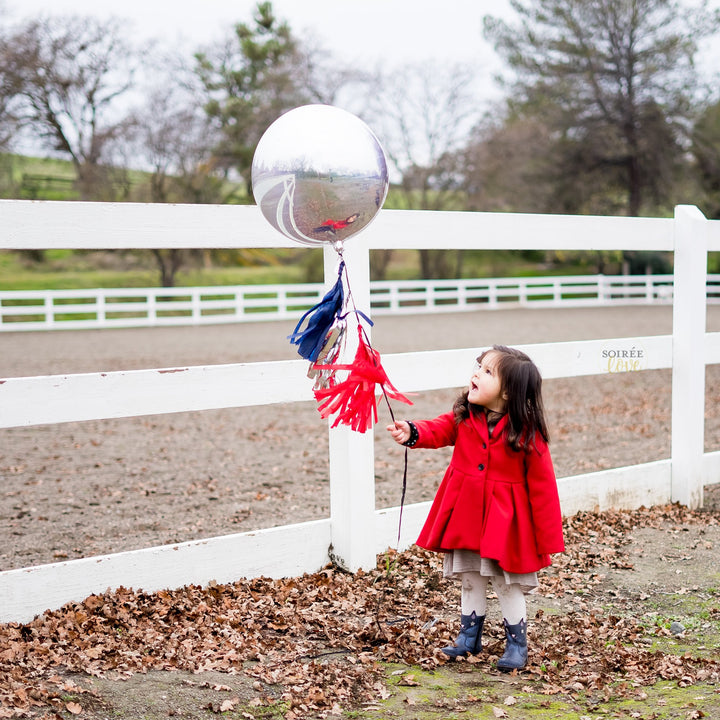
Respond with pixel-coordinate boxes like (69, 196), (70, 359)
(1, 504), (719, 718)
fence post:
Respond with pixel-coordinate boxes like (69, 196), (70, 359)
(324, 242), (377, 572)
(458, 280), (467, 309)
(148, 291), (157, 325)
(518, 278), (527, 306)
(390, 285), (399, 313)
(192, 288), (201, 324)
(645, 273), (653, 303)
(97, 289), (106, 326)
(671, 205), (708, 509)
(488, 280), (498, 308)
(43, 291), (52, 328)
(235, 288), (244, 321)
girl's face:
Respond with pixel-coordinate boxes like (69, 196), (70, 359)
(468, 351), (506, 412)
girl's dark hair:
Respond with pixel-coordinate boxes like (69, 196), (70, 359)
(453, 345), (550, 452)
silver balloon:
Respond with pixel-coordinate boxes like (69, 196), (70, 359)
(251, 104), (389, 249)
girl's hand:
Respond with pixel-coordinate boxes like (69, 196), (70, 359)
(386, 420), (410, 444)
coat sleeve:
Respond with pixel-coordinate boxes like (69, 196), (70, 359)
(411, 412), (458, 449)
(525, 439), (565, 555)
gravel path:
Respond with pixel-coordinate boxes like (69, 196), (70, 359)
(2, 305), (719, 570)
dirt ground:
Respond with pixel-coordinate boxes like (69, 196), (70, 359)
(1, 304), (719, 570)
(1, 305), (720, 719)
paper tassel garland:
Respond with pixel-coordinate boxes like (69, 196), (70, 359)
(287, 261), (345, 362)
(313, 325), (412, 433)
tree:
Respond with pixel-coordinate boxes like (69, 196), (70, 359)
(0, 13), (23, 152)
(0, 13), (24, 199)
(192, 2), (364, 284)
(131, 58), (298, 286)
(692, 100), (720, 220)
(460, 110), (557, 214)
(131, 81), (226, 206)
(128, 75), (227, 287)
(6, 14), (139, 200)
(363, 61), (484, 279)
(484, 0), (720, 216)
(194, 2), (316, 196)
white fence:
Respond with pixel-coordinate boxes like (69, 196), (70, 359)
(1, 200), (719, 624)
(3, 274), (720, 332)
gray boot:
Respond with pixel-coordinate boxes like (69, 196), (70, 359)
(442, 611), (485, 658)
(497, 618), (528, 671)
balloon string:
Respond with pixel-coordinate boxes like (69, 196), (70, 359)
(340, 259), (394, 418)
(339, 257), (409, 549)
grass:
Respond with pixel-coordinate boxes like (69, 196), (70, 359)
(341, 664), (720, 719)
(1, 153), (84, 201)
(636, 586), (720, 660)
(0, 249), (319, 290)
(0, 247), (608, 292)
(0, 152), (248, 204)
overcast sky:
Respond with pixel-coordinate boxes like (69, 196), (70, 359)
(5, 0), (511, 71)
(7, 0), (720, 96)
(7, 0), (720, 100)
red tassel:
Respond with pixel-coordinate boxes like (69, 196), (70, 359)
(313, 326), (412, 432)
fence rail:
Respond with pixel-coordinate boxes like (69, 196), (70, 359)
(0, 200), (719, 623)
(2, 274), (719, 331)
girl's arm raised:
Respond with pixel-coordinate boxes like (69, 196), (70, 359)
(387, 413), (457, 448)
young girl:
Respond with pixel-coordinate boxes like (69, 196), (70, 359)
(387, 345), (564, 671)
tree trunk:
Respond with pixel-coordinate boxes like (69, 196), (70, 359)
(419, 249), (452, 279)
(152, 249), (183, 287)
(627, 155), (642, 217)
(370, 249), (393, 280)
(76, 163), (114, 202)
(454, 249), (464, 278)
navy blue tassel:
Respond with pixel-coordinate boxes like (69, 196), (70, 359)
(288, 261), (345, 361)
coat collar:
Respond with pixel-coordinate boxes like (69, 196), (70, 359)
(468, 408), (508, 442)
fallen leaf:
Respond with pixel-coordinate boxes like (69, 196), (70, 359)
(398, 674), (420, 686)
(1, 505), (720, 719)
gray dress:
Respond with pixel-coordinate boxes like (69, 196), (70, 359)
(443, 550), (538, 592)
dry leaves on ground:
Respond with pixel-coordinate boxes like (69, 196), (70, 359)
(1, 503), (720, 719)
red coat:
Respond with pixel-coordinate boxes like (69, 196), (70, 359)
(414, 411), (565, 574)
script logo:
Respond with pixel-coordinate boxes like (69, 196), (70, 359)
(600, 342), (648, 373)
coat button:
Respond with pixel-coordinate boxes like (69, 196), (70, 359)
(482, 442), (487, 449)
(478, 463), (485, 471)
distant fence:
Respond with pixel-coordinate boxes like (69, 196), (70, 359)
(0, 200), (719, 624)
(2, 273), (720, 331)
